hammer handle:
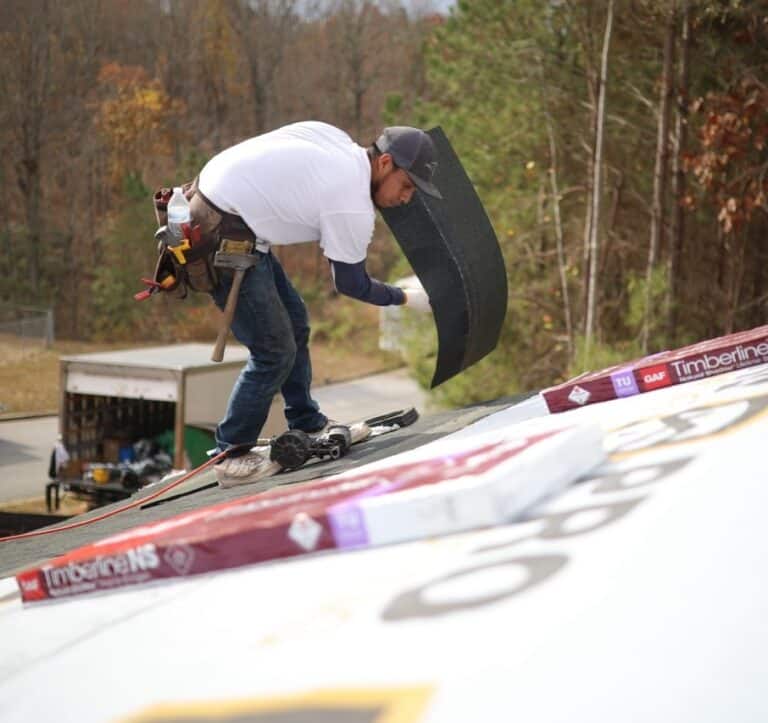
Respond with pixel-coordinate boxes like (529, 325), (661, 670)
(211, 268), (245, 362)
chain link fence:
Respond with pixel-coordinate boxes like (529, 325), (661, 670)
(0, 305), (55, 351)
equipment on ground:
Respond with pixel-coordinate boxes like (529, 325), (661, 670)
(270, 425), (352, 469)
(268, 408), (418, 472)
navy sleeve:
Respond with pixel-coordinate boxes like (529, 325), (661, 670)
(329, 259), (406, 306)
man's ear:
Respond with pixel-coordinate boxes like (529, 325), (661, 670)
(377, 152), (395, 174)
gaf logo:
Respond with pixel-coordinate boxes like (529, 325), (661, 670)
(20, 577), (39, 592)
(639, 363), (672, 391)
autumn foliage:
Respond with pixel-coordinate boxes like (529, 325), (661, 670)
(95, 63), (184, 188)
(687, 76), (768, 234)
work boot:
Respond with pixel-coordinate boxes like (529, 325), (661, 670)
(304, 419), (338, 438)
(214, 450), (280, 488)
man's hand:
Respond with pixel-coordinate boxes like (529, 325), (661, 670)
(402, 287), (432, 312)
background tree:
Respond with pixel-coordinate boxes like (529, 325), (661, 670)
(641, 0), (676, 354)
(667, 0), (691, 344)
(0, 0), (56, 297)
(3, 0), (768, 408)
(226, 0), (298, 134)
(584, 0), (614, 360)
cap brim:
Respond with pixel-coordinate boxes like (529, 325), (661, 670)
(408, 171), (443, 199)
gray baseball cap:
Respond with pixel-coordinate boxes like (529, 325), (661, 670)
(375, 126), (442, 199)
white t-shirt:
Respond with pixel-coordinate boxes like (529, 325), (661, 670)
(198, 122), (375, 264)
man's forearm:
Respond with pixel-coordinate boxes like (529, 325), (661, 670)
(329, 259), (406, 306)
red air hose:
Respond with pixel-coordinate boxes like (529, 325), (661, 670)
(0, 449), (230, 543)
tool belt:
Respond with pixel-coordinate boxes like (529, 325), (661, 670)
(135, 180), (266, 301)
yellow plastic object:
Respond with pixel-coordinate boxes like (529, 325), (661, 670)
(92, 466), (110, 484)
(169, 238), (191, 265)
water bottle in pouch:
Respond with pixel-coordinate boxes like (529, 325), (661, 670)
(167, 186), (191, 242)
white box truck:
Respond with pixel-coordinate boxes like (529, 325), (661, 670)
(59, 343), (264, 470)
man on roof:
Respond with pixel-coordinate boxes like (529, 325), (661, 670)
(183, 121), (441, 487)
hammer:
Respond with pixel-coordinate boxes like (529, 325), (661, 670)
(211, 239), (260, 362)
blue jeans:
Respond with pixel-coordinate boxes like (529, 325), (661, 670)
(210, 251), (326, 452)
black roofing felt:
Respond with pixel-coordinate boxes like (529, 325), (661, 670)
(381, 127), (508, 388)
(0, 395), (531, 579)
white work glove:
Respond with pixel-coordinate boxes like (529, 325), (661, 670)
(401, 287), (432, 313)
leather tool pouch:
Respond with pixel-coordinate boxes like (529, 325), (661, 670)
(179, 222), (218, 293)
(150, 181), (218, 295)
(143, 180), (261, 302)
